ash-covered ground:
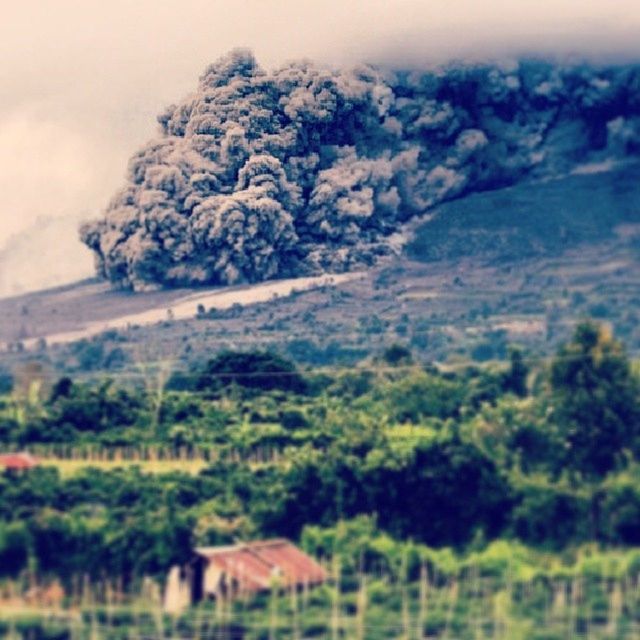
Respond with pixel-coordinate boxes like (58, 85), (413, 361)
(81, 50), (640, 291)
(2, 161), (639, 377)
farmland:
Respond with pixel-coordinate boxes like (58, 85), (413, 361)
(1, 321), (640, 637)
(1, 164), (640, 639)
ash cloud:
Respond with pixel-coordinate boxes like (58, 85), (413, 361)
(81, 50), (640, 290)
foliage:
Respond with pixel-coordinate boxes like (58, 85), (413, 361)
(192, 350), (308, 395)
(0, 365), (13, 394)
(1, 324), (640, 595)
(502, 348), (529, 397)
(550, 321), (640, 478)
(373, 370), (466, 422)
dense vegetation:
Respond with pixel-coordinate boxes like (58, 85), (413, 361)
(1, 321), (640, 638)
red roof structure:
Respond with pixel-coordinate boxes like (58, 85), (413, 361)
(0, 452), (39, 470)
(195, 539), (326, 596)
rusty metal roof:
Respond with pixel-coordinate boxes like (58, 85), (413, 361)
(0, 452), (39, 470)
(195, 539), (326, 592)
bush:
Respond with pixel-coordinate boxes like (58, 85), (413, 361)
(196, 350), (308, 394)
(0, 366), (13, 394)
(279, 409), (308, 429)
(380, 371), (465, 422)
(511, 482), (589, 548)
(601, 474), (640, 544)
(0, 520), (30, 576)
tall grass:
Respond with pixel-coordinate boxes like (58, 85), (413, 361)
(4, 552), (640, 639)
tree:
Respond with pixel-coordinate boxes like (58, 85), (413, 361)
(551, 322), (640, 540)
(381, 371), (465, 422)
(364, 436), (512, 546)
(0, 366), (13, 395)
(510, 481), (589, 548)
(380, 344), (413, 367)
(601, 473), (640, 545)
(0, 521), (30, 577)
(551, 322), (640, 479)
(49, 377), (73, 403)
(502, 348), (528, 397)
(197, 351), (307, 394)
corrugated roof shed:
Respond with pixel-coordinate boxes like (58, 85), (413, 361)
(196, 539), (326, 593)
(0, 452), (39, 470)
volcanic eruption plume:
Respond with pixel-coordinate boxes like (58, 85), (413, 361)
(81, 50), (640, 290)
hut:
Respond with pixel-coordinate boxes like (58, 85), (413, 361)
(164, 539), (326, 613)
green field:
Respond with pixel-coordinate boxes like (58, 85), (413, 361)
(38, 457), (209, 478)
(5, 538), (640, 639)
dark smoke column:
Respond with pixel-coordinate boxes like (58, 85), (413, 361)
(81, 50), (640, 291)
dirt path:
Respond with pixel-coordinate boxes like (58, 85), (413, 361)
(8, 272), (361, 349)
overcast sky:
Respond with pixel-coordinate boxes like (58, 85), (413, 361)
(1, 0), (639, 296)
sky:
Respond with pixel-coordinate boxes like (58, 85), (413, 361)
(1, 0), (639, 297)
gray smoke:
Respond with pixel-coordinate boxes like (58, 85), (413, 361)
(81, 50), (640, 290)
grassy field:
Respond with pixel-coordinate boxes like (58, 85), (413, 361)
(39, 457), (209, 477)
(5, 567), (640, 639)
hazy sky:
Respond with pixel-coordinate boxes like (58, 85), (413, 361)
(1, 0), (639, 296)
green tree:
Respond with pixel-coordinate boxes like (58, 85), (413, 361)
(601, 472), (640, 545)
(0, 521), (30, 577)
(365, 435), (512, 546)
(510, 481), (589, 548)
(502, 348), (528, 397)
(551, 322), (640, 479)
(381, 371), (465, 422)
(380, 344), (413, 367)
(0, 366), (13, 395)
(551, 322), (640, 540)
(196, 350), (307, 394)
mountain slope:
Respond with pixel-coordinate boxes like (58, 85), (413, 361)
(1, 161), (639, 375)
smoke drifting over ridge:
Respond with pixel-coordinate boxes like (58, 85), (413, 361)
(81, 50), (640, 290)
